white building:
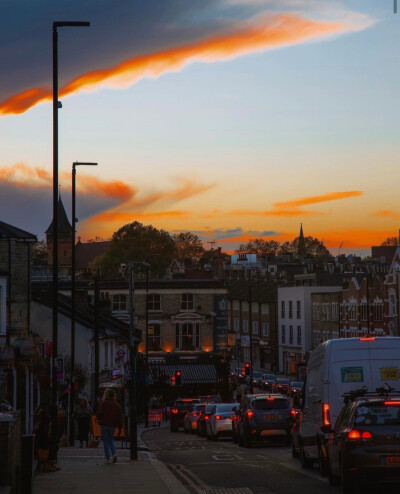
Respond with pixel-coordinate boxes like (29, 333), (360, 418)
(278, 285), (341, 375)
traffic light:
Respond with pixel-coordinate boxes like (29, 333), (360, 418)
(175, 369), (182, 386)
(244, 362), (251, 376)
(241, 366), (246, 376)
(171, 375), (176, 386)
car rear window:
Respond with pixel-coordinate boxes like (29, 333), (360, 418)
(291, 382), (303, 387)
(193, 404), (205, 412)
(205, 404), (215, 412)
(253, 398), (290, 410)
(263, 375), (276, 380)
(216, 404), (236, 413)
(198, 395), (221, 403)
(355, 403), (400, 426)
(277, 379), (290, 384)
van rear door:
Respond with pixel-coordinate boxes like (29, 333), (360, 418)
(367, 337), (400, 390)
(328, 343), (370, 424)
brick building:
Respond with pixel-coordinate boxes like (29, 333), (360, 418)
(311, 291), (341, 348)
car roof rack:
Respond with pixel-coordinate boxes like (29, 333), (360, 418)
(342, 384), (400, 404)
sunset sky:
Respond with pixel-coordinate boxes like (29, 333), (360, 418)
(0, 0), (399, 256)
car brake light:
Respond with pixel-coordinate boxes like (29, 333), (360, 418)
(359, 337), (375, 341)
(290, 409), (297, 419)
(192, 412), (197, 417)
(322, 403), (331, 427)
(247, 410), (254, 419)
(384, 401), (400, 406)
(204, 415), (209, 420)
(215, 415), (222, 420)
(347, 430), (372, 441)
(172, 408), (178, 414)
(267, 398), (274, 401)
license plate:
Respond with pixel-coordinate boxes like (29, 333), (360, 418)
(264, 414), (281, 421)
(383, 456), (400, 466)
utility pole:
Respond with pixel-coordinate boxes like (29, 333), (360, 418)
(144, 260), (149, 428)
(249, 284), (253, 393)
(94, 273), (99, 401)
(128, 263), (138, 460)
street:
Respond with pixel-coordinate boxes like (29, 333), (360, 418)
(142, 426), (335, 494)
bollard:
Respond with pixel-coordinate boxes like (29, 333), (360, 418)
(21, 434), (34, 494)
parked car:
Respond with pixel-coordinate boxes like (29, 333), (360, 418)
(299, 337), (400, 472)
(197, 395), (222, 404)
(272, 378), (291, 394)
(197, 403), (216, 437)
(258, 374), (277, 391)
(236, 394), (295, 448)
(326, 393), (400, 492)
(170, 398), (201, 432)
(206, 403), (238, 440)
(183, 403), (205, 433)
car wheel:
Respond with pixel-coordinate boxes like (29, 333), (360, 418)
(232, 429), (238, 443)
(318, 443), (328, 477)
(291, 438), (299, 458)
(340, 460), (356, 494)
(300, 445), (313, 469)
(238, 431), (244, 447)
(243, 435), (252, 448)
(327, 455), (340, 487)
(212, 432), (218, 441)
(170, 425), (178, 432)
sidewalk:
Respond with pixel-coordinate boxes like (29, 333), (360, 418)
(32, 423), (190, 494)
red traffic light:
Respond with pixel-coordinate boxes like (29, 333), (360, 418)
(176, 370), (181, 376)
(245, 362), (250, 368)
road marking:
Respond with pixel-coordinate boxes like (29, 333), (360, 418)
(212, 454), (244, 462)
(279, 462), (328, 483)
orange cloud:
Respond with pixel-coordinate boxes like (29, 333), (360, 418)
(0, 163), (52, 187)
(0, 13), (346, 115)
(88, 210), (189, 223)
(228, 191), (363, 217)
(75, 175), (135, 202)
(374, 210), (399, 219)
(275, 190), (363, 208)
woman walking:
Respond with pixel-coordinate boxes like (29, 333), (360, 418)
(74, 398), (93, 448)
(96, 388), (124, 464)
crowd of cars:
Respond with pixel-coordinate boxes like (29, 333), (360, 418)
(169, 337), (400, 491)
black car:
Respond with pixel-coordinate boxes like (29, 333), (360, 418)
(258, 374), (277, 391)
(197, 403), (216, 437)
(326, 395), (400, 492)
(236, 394), (295, 448)
(170, 398), (201, 432)
(272, 378), (291, 394)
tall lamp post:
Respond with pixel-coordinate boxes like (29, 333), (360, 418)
(70, 161), (97, 445)
(52, 20), (90, 412)
(249, 284), (253, 394)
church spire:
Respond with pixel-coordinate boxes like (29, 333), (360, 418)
(297, 223), (306, 257)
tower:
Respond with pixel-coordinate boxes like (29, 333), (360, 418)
(45, 195), (73, 266)
(297, 223), (306, 257)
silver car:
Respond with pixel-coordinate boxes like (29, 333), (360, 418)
(206, 403), (238, 440)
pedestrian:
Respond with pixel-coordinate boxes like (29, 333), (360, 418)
(96, 388), (124, 464)
(74, 398), (93, 448)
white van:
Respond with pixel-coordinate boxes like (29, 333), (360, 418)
(298, 337), (400, 471)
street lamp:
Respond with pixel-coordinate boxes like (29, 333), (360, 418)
(52, 20), (90, 413)
(70, 161), (97, 445)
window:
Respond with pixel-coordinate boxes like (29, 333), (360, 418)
(148, 323), (161, 351)
(100, 291), (110, 301)
(175, 322), (200, 350)
(112, 294), (127, 311)
(289, 325), (293, 344)
(261, 304), (269, 315)
(360, 302), (368, 321)
(234, 318), (240, 332)
(242, 320), (249, 333)
(252, 302), (258, 313)
(296, 301), (301, 319)
(181, 293), (194, 310)
(389, 293), (397, 316)
(233, 300), (240, 310)
(325, 303), (330, 321)
(252, 321), (259, 334)
(281, 301), (285, 319)
(297, 326), (302, 345)
(105, 341), (109, 367)
(148, 293), (161, 311)
(288, 301), (293, 319)
(349, 303), (357, 321)
(332, 302), (339, 320)
(262, 323), (269, 337)
(375, 302), (383, 321)
(281, 325), (286, 344)
(242, 301), (249, 312)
